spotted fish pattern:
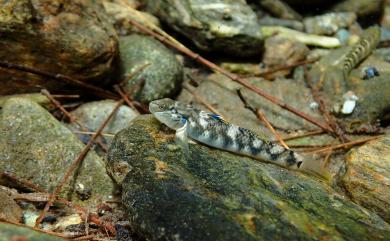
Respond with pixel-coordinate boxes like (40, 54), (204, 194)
(149, 98), (304, 170)
(342, 26), (381, 76)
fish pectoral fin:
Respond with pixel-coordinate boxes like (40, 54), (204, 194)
(175, 121), (189, 156)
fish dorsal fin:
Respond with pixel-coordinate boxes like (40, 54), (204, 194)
(209, 113), (228, 124)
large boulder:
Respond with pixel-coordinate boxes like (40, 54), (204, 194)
(141, 0), (264, 57)
(0, 0), (118, 95)
(0, 98), (115, 205)
(107, 115), (390, 241)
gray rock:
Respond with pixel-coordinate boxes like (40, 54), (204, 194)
(107, 115), (390, 241)
(331, 0), (385, 21)
(0, 222), (66, 241)
(0, 189), (23, 223)
(119, 34), (183, 103)
(304, 12), (356, 35)
(263, 36), (309, 77)
(69, 100), (138, 144)
(0, 0), (118, 95)
(342, 135), (390, 223)
(0, 93), (53, 110)
(141, 0), (263, 57)
(179, 73), (322, 132)
(0, 98), (114, 205)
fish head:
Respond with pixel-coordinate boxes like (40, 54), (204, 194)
(149, 98), (187, 130)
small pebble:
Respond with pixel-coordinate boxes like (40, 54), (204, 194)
(341, 91), (359, 114)
(362, 67), (379, 80)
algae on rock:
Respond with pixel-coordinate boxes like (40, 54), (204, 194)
(107, 115), (390, 241)
(0, 98), (115, 205)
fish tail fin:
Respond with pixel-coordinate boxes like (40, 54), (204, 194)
(300, 160), (332, 182)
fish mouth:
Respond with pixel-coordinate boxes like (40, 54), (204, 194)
(149, 101), (160, 113)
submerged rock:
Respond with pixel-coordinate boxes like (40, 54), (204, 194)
(0, 93), (53, 110)
(107, 115), (390, 241)
(179, 73), (322, 132)
(141, 0), (263, 57)
(69, 100), (138, 144)
(263, 36), (309, 77)
(0, 0), (118, 95)
(331, 0), (385, 22)
(0, 189), (23, 223)
(342, 135), (390, 223)
(0, 98), (114, 205)
(119, 34), (183, 103)
(0, 222), (66, 241)
(304, 12), (357, 35)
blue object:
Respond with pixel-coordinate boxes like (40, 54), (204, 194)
(210, 114), (222, 120)
(362, 67), (379, 80)
(181, 116), (187, 124)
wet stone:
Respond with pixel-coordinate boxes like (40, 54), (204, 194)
(119, 34), (184, 103)
(107, 115), (390, 241)
(68, 100), (138, 145)
(179, 73), (322, 132)
(263, 36), (309, 77)
(0, 0), (118, 95)
(303, 12), (356, 35)
(0, 189), (23, 223)
(141, 0), (264, 57)
(0, 222), (66, 241)
(0, 98), (115, 205)
(342, 135), (390, 222)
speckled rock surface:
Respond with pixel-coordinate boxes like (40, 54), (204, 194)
(263, 36), (309, 77)
(303, 12), (356, 35)
(0, 222), (66, 241)
(179, 73), (322, 132)
(0, 93), (53, 110)
(0, 98), (114, 205)
(69, 100), (138, 144)
(141, 0), (263, 57)
(342, 135), (390, 222)
(0, 189), (23, 223)
(107, 115), (390, 241)
(0, 0), (118, 95)
(119, 34), (183, 103)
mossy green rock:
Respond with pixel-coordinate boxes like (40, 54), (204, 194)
(141, 0), (263, 57)
(119, 34), (183, 103)
(0, 222), (66, 241)
(107, 115), (390, 241)
(0, 98), (114, 205)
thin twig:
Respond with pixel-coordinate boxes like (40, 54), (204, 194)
(304, 66), (348, 142)
(183, 83), (225, 118)
(35, 99), (125, 227)
(305, 135), (382, 154)
(114, 85), (140, 114)
(250, 58), (318, 78)
(41, 89), (108, 152)
(118, 62), (151, 86)
(0, 61), (118, 99)
(237, 89), (289, 148)
(1, 172), (115, 236)
(72, 131), (115, 137)
(280, 130), (324, 142)
(71, 234), (97, 240)
(51, 94), (80, 99)
(256, 109), (289, 149)
(1, 171), (46, 192)
(0, 220), (68, 239)
(128, 19), (333, 133)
